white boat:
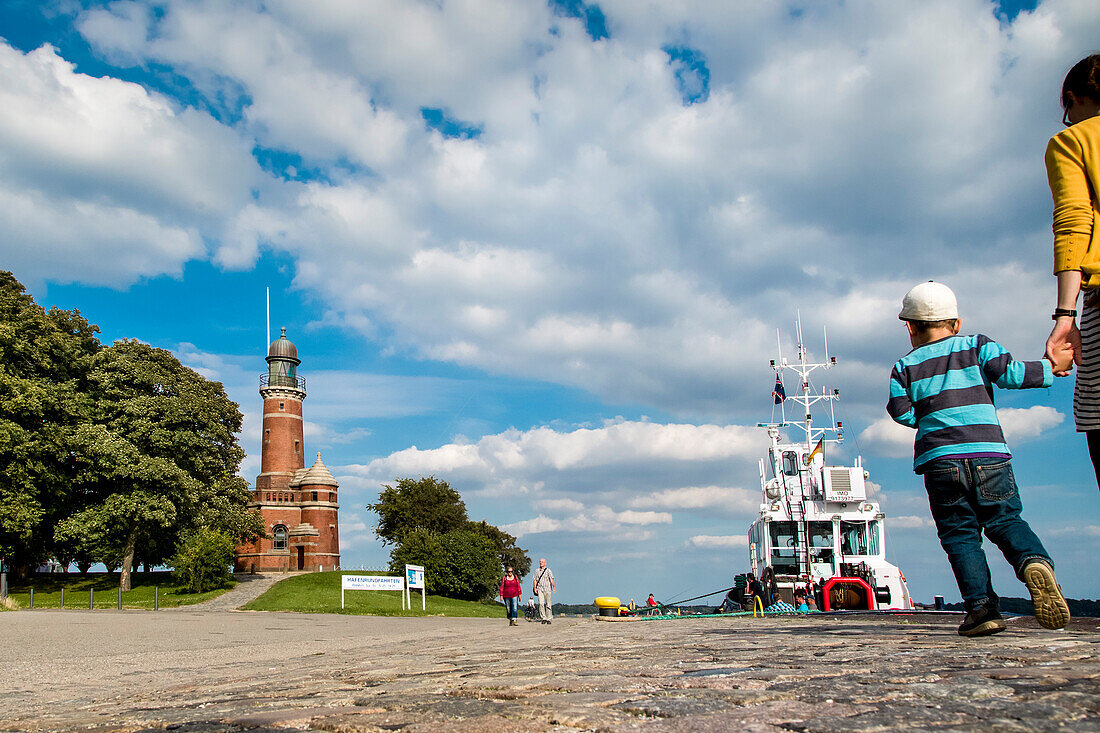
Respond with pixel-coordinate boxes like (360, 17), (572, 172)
(744, 321), (913, 611)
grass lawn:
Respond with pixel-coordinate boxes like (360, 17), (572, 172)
(5, 571), (233, 609)
(242, 571), (507, 617)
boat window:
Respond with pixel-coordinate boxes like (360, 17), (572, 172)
(782, 451), (799, 476)
(769, 521), (798, 573)
(868, 521), (881, 556)
(840, 521), (870, 556)
(808, 522), (832, 548)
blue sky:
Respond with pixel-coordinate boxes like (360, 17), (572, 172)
(2, 0), (1098, 605)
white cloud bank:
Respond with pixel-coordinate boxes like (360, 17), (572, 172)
(688, 534), (748, 549)
(860, 406), (1064, 458)
(5, 2), (1097, 418)
(338, 419), (766, 543)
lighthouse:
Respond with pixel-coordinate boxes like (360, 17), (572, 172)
(235, 327), (340, 572)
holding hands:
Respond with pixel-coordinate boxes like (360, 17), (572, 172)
(1046, 316), (1081, 376)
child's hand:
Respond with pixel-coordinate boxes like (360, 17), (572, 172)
(1047, 341), (1075, 374)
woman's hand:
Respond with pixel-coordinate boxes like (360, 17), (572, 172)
(1047, 317), (1082, 376)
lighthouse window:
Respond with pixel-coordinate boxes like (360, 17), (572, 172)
(311, 491), (318, 501)
(272, 525), (288, 550)
(279, 402), (285, 411)
(294, 440), (300, 454)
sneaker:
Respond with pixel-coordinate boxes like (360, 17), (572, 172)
(1023, 561), (1070, 630)
(958, 605), (1006, 637)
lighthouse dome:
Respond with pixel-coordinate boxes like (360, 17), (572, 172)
(268, 327), (299, 361)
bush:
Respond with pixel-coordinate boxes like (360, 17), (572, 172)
(170, 528), (235, 593)
(389, 528), (501, 600)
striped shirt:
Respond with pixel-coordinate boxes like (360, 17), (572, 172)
(888, 334), (1052, 469)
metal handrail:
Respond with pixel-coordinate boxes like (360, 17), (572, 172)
(260, 373), (305, 390)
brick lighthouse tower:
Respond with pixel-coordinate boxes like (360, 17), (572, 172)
(235, 327), (340, 572)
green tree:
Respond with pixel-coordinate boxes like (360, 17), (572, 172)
(368, 476), (469, 545)
(170, 528), (236, 593)
(0, 271), (100, 578)
(65, 340), (262, 590)
(467, 520), (530, 578)
(389, 528), (500, 601)
(0, 271), (262, 585)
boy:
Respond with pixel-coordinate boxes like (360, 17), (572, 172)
(888, 281), (1072, 637)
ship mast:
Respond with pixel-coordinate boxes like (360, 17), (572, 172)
(760, 314), (843, 459)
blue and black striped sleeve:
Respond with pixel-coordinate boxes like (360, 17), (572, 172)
(887, 363), (916, 427)
(976, 335), (1052, 390)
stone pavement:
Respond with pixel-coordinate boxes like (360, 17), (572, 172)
(1, 609), (1098, 732)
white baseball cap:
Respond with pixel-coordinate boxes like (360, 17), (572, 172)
(899, 281), (958, 321)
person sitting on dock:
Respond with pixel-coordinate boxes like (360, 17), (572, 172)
(765, 592), (797, 614)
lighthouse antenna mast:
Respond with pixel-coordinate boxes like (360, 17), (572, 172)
(266, 287), (270, 355)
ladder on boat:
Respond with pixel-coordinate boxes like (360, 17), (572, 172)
(788, 483), (810, 578)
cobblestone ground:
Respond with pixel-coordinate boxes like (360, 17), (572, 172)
(2, 609), (1098, 732)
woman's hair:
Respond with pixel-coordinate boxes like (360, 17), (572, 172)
(1062, 54), (1100, 110)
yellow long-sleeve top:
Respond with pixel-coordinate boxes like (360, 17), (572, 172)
(1047, 115), (1100, 287)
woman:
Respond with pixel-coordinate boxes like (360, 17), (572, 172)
(498, 566), (522, 626)
(1046, 54), (1100, 489)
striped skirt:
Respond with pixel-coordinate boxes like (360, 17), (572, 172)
(1075, 302), (1100, 431)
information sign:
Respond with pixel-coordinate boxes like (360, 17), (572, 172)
(405, 564), (426, 611)
(341, 574), (405, 609)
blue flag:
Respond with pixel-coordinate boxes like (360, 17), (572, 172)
(772, 376), (786, 404)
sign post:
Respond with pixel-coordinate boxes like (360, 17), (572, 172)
(405, 564), (425, 611)
(341, 574), (406, 609)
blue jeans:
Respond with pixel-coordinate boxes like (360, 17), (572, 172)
(921, 457), (1052, 611)
(503, 596), (519, 619)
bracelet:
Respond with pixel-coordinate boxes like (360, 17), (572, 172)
(1053, 308), (1078, 320)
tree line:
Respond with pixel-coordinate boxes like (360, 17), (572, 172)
(0, 271), (262, 590)
(369, 476), (530, 600)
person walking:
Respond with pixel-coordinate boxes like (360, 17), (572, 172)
(532, 558), (555, 624)
(498, 566), (522, 626)
(1045, 54), (1100, 489)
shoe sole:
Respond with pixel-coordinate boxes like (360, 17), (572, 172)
(1024, 563), (1070, 630)
(958, 619), (1007, 637)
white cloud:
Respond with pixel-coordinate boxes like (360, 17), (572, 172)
(0, 41), (264, 287)
(688, 534), (748, 549)
(890, 515), (935, 530)
(344, 420), (766, 492)
(534, 498), (585, 513)
(501, 515), (561, 537)
(628, 485), (759, 516)
(502, 505), (672, 537)
(859, 404), (1064, 459)
(998, 406), (1064, 444)
(859, 416), (916, 458)
(33, 0), (1090, 417)
(1048, 524), (1100, 538)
